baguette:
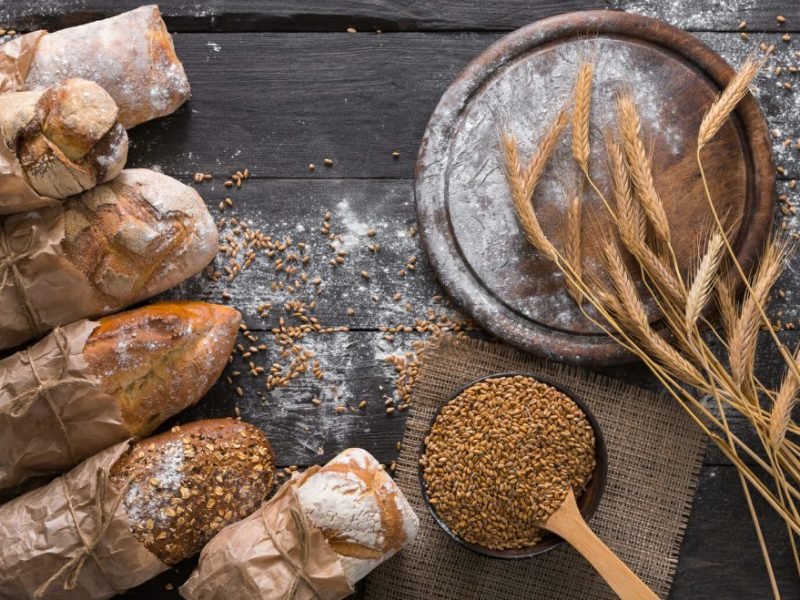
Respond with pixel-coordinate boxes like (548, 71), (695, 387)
(0, 301), (241, 491)
(0, 168), (218, 350)
(111, 419), (275, 565)
(0, 78), (128, 210)
(0, 420), (274, 599)
(10, 6), (190, 128)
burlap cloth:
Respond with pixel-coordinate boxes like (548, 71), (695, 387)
(365, 335), (706, 600)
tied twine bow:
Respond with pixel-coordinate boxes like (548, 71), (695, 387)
(0, 224), (44, 337)
(6, 326), (87, 465)
(261, 493), (324, 600)
(34, 467), (131, 598)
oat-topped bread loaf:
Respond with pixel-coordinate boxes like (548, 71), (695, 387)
(0, 301), (241, 492)
(0, 168), (218, 350)
(111, 419), (276, 565)
(0, 420), (274, 599)
(5, 5), (191, 128)
(0, 78), (128, 212)
(180, 448), (419, 600)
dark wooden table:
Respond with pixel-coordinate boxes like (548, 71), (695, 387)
(3, 1), (800, 598)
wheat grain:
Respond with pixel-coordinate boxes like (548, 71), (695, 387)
(572, 60), (594, 173)
(617, 94), (671, 244)
(698, 58), (761, 149)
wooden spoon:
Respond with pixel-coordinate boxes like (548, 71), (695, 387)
(537, 488), (659, 600)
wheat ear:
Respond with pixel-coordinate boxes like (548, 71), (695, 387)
(616, 93), (671, 244)
(685, 231), (726, 332)
(607, 136), (646, 246)
(501, 131), (558, 261)
(729, 237), (788, 395)
(716, 270), (739, 337)
(522, 109), (569, 200)
(698, 57), (761, 149)
(771, 349), (800, 450)
(572, 60), (594, 173)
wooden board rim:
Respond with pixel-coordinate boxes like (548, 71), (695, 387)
(414, 9), (775, 366)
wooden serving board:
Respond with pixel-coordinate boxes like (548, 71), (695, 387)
(415, 10), (774, 366)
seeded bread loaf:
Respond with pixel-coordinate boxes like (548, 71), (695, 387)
(85, 301), (241, 437)
(0, 78), (128, 209)
(110, 419), (275, 565)
(296, 448), (419, 585)
(0, 168), (218, 350)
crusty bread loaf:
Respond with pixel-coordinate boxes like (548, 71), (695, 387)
(110, 419), (275, 565)
(296, 448), (419, 585)
(85, 301), (241, 437)
(0, 168), (220, 350)
(62, 169), (218, 306)
(24, 6), (190, 128)
(0, 78), (128, 203)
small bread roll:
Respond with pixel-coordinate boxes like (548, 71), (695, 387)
(111, 419), (275, 565)
(84, 301), (242, 437)
(296, 448), (420, 586)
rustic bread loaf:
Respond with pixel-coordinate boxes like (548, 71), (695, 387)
(110, 419), (275, 565)
(296, 448), (419, 585)
(0, 78), (128, 211)
(85, 301), (241, 437)
(23, 6), (190, 128)
(0, 302), (241, 492)
(0, 168), (219, 350)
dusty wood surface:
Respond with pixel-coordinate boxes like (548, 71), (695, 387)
(1, 1), (799, 598)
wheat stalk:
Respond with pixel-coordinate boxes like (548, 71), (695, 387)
(698, 57), (761, 149)
(572, 60), (594, 173)
(616, 94), (672, 245)
(563, 194), (583, 302)
(501, 131), (558, 261)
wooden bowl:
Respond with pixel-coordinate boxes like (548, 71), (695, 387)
(415, 10), (774, 366)
(418, 372), (608, 559)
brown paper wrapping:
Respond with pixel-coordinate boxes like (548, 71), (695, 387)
(0, 206), (96, 350)
(180, 468), (355, 600)
(0, 319), (130, 491)
(0, 31), (45, 94)
(0, 441), (168, 599)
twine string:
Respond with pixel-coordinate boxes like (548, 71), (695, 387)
(34, 468), (131, 598)
(0, 225), (42, 336)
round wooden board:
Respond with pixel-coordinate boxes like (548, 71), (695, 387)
(415, 10), (774, 366)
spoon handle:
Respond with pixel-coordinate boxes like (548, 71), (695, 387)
(544, 492), (659, 600)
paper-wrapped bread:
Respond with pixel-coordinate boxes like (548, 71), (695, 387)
(0, 419), (275, 600)
(0, 6), (190, 128)
(0, 168), (218, 350)
(0, 78), (128, 214)
(0, 301), (241, 491)
(180, 448), (419, 600)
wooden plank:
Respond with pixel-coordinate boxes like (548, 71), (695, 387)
(671, 466), (800, 599)
(3, 1), (800, 33)
(117, 32), (800, 180)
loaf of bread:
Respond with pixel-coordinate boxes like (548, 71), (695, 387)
(0, 419), (274, 599)
(0, 168), (218, 350)
(296, 448), (419, 586)
(111, 419), (275, 565)
(180, 448), (419, 600)
(0, 78), (128, 212)
(0, 301), (241, 491)
(2, 6), (190, 128)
